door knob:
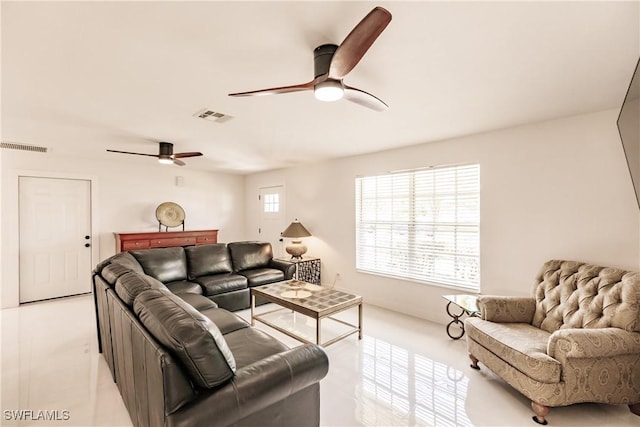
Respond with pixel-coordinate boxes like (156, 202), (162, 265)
(85, 243), (91, 248)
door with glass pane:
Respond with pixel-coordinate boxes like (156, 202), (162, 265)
(258, 186), (286, 257)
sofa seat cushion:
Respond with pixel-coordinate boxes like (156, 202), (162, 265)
(223, 327), (289, 369)
(177, 293), (218, 311)
(195, 274), (248, 296)
(200, 307), (250, 335)
(115, 271), (166, 306)
(131, 247), (188, 283)
(239, 268), (285, 287)
(185, 244), (233, 278)
(465, 317), (561, 384)
(166, 280), (203, 295)
(134, 289), (237, 389)
(208, 289), (250, 313)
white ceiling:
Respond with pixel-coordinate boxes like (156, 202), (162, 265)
(2, 1), (639, 174)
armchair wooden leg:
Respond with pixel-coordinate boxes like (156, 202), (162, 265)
(531, 401), (549, 425)
(469, 353), (480, 370)
(629, 402), (640, 416)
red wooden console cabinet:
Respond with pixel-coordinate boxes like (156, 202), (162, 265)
(114, 230), (218, 253)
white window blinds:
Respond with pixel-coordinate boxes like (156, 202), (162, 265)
(355, 164), (480, 291)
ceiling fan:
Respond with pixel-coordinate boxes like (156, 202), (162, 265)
(229, 6), (392, 111)
(106, 142), (202, 166)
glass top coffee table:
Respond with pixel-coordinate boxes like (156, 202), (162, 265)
(251, 280), (363, 347)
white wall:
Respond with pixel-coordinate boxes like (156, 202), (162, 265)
(0, 148), (3, 307)
(1, 151), (246, 308)
(245, 109), (640, 325)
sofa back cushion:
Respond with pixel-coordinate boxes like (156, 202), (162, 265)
(133, 289), (237, 389)
(95, 252), (143, 279)
(111, 252), (144, 273)
(533, 260), (640, 333)
(185, 244), (233, 278)
(115, 271), (167, 307)
(228, 241), (273, 272)
(101, 263), (134, 286)
(130, 247), (188, 283)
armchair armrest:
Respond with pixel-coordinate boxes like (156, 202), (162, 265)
(548, 328), (640, 361)
(168, 344), (329, 427)
(478, 295), (536, 323)
(268, 258), (296, 280)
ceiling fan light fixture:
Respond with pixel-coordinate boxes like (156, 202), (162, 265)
(314, 80), (344, 102)
(107, 141), (202, 166)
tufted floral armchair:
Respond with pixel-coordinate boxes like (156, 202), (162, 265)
(465, 260), (640, 425)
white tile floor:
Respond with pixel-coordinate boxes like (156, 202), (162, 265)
(1, 294), (637, 427)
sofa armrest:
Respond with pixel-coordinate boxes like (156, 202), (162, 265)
(268, 258), (296, 280)
(478, 295), (536, 323)
(547, 328), (640, 361)
(167, 344), (329, 427)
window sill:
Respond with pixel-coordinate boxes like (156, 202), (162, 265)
(356, 269), (480, 294)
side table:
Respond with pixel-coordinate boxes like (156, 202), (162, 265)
(441, 294), (480, 340)
(276, 256), (321, 285)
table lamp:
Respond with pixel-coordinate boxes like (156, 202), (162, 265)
(281, 219), (311, 259)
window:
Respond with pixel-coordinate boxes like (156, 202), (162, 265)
(263, 193), (280, 213)
(355, 164), (480, 291)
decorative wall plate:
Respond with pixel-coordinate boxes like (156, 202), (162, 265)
(155, 202), (185, 228)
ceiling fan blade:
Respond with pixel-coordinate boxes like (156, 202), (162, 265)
(106, 149), (158, 158)
(329, 7), (392, 80)
(343, 85), (388, 112)
(107, 143), (199, 166)
(228, 75), (327, 97)
(229, 81), (313, 97)
(173, 152), (203, 159)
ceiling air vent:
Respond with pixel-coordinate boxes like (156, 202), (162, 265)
(193, 109), (232, 123)
(0, 141), (48, 153)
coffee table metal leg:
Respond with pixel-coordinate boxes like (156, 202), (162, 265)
(358, 303), (363, 339)
(316, 319), (321, 345)
(250, 293), (255, 326)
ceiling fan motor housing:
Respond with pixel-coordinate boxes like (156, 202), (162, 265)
(314, 44), (338, 79)
(159, 141), (173, 158)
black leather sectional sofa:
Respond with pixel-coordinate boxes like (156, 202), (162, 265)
(92, 241), (329, 427)
(124, 241), (296, 311)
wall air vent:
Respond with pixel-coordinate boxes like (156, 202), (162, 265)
(0, 141), (48, 153)
(193, 109), (232, 123)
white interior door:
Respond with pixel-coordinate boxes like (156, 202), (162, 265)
(258, 186), (286, 257)
(19, 177), (92, 303)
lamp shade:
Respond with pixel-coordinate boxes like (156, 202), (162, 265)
(281, 219), (311, 259)
(281, 220), (311, 238)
